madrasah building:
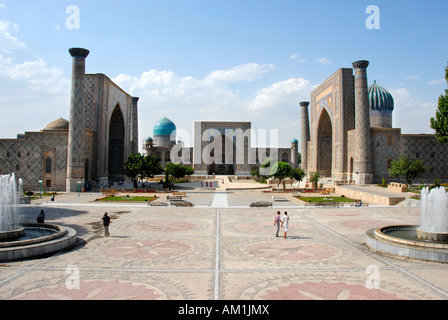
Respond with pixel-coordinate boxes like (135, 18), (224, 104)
(0, 49), (447, 192)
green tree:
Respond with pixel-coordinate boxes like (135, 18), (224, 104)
(309, 171), (320, 188)
(142, 154), (163, 180)
(165, 163), (187, 181)
(289, 167), (306, 185)
(270, 162), (292, 191)
(250, 167), (260, 178)
(124, 153), (146, 188)
(430, 63), (448, 143)
(388, 156), (429, 185)
(184, 166), (195, 182)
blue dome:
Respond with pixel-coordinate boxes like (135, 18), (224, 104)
(145, 136), (153, 142)
(154, 117), (176, 136)
(291, 139), (298, 144)
(369, 81), (394, 111)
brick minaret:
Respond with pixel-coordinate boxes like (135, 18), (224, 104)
(352, 60), (373, 185)
(300, 101), (310, 172)
(131, 97), (140, 155)
(66, 48), (90, 192)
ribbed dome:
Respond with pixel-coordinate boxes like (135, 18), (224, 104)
(44, 118), (69, 131)
(145, 136), (153, 142)
(153, 117), (176, 136)
(369, 81), (394, 111)
(291, 139), (298, 144)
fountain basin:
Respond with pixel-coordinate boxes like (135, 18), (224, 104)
(416, 229), (448, 243)
(366, 225), (448, 263)
(0, 223), (77, 262)
(0, 228), (25, 242)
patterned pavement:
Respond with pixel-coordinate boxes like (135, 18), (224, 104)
(1, 190), (448, 301)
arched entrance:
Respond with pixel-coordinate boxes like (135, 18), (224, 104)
(206, 133), (236, 175)
(317, 108), (332, 177)
(108, 105), (125, 182)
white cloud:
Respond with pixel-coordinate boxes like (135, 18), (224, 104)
(405, 75), (419, 80)
(390, 87), (436, 134)
(0, 20), (27, 52)
(248, 78), (315, 111)
(203, 63), (275, 85)
(315, 57), (331, 66)
(290, 53), (306, 63)
(428, 78), (445, 85)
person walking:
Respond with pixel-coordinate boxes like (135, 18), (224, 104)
(274, 211), (281, 237)
(282, 212), (290, 239)
(102, 212), (111, 237)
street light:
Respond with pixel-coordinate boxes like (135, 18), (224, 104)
(38, 180), (42, 198)
(77, 181), (81, 197)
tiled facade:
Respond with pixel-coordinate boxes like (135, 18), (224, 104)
(0, 48), (138, 191)
(303, 61), (448, 184)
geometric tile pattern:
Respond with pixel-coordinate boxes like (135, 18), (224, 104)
(352, 60), (373, 183)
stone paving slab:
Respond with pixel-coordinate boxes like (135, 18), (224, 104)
(1, 191), (448, 300)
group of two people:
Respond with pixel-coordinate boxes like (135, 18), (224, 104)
(274, 211), (289, 238)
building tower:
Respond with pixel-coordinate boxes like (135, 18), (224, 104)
(66, 47), (90, 192)
(300, 101), (310, 172)
(352, 60), (373, 185)
(291, 139), (299, 168)
(131, 97), (140, 154)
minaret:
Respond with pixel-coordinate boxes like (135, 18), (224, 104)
(352, 60), (373, 185)
(300, 101), (310, 172)
(291, 139), (299, 168)
(131, 97), (140, 155)
(66, 47), (90, 192)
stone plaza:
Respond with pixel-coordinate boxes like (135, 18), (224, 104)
(1, 186), (448, 300)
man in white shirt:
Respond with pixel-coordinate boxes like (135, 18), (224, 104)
(281, 212), (289, 239)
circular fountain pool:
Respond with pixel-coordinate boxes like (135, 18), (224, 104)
(0, 223), (77, 262)
(366, 187), (448, 263)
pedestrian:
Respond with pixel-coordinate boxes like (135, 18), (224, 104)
(51, 194), (55, 202)
(102, 212), (111, 237)
(274, 211), (281, 237)
(37, 210), (45, 223)
(282, 212), (289, 239)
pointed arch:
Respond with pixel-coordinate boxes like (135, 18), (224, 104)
(108, 104), (125, 180)
(317, 107), (333, 176)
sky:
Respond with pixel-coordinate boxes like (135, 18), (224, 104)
(0, 0), (447, 151)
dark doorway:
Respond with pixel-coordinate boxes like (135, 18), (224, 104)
(108, 105), (125, 181)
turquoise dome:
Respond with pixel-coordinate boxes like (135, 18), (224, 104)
(145, 136), (153, 142)
(291, 139), (298, 144)
(154, 117), (176, 136)
(369, 81), (394, 111)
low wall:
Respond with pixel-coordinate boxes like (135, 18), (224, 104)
(333, 186), (405, 206)
(388, 182), (408, 193)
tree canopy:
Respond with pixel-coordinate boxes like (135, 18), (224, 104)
(430, 63), (448, 143)
(388, 156), (429, 185)
(124, 154), (163, 188)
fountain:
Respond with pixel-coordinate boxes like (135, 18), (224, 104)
(0, 173), (24, 241)
(0, 173), (77, 262)
(366, 186), (448, 263)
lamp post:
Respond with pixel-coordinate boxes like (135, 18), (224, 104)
(38, 180), (42, 198)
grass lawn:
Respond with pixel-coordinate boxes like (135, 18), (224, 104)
(98, 196), (157, 202)
(297, 196), (356, 203)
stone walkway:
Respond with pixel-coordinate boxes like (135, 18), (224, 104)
(1, 190), (447, 301)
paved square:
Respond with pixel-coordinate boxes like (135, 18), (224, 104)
(1, 191), (448, 300)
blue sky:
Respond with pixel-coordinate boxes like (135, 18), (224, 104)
(0, 0), (447, 150)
